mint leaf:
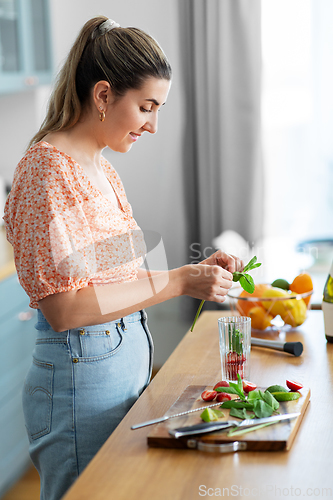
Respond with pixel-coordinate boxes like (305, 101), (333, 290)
(220, 400), (254, 410)
(253, 399), (274, 418)
(247, 390), (262, 401)
(261, 390), (280, 411)
(229, 407), (255, 420)
(243, 256), (257, 272)
(240, 274), (255, 293)
(215, 386), (242, 396)
(233, 256), (261, 294)
(236, 373), (245, 397)
(229, 381), (245, 400)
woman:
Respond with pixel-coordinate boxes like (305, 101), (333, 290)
(4, 16), (243, 500)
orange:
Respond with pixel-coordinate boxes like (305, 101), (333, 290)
(236, 283), (272, 316)
(249, 306), (273, 330)
(289, 273), (313, 306)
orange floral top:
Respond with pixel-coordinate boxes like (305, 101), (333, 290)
(3, 141), (145, 309)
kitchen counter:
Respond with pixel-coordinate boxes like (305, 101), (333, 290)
(63, 310), (332, 500)
(0, 226), (15, 281)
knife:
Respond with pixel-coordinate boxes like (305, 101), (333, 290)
(169, 412), (300, 438)
(131, 402), (224, 430)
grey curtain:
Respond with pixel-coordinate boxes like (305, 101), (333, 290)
(179, 0), (263, 260)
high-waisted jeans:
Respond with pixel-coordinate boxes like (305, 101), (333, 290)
(22, 309), (154, 500)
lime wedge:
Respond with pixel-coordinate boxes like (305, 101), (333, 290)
(200, 408), (225, 422)
(266, 385), (288, 394)
(271, 391), (300, 402)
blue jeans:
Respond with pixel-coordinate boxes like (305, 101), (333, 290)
(22, 309), (153, 500)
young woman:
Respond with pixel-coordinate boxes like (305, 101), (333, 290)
(4, 16), (243, 500)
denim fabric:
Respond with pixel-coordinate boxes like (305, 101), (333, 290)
(22, 309), (153, 500)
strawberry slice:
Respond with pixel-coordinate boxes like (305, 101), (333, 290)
(286, 379), (303, 391)
(242, 380), (257, 392)
(216, 392), (232, 403)
(201, 390), (217, 401)
(213, 380), (230, 390)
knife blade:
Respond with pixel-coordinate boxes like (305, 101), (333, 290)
(131, 402), (224, 430)
(169, 412), (301, 438)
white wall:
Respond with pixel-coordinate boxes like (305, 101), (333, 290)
(0, 0), (192, 366)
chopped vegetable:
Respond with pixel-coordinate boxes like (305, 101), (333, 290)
(242, 380), (257, 392)
(266, 385), (288, 394)
(213, 380), (230, 390)
(201, 390), (217, 402)
(200, 408), (225, 422)
(286, 380), (303, 391)
(216, 392), (232, 403)
(271, 391), (301, 402)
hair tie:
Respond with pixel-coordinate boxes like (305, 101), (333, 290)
(92, 19), (120, 40)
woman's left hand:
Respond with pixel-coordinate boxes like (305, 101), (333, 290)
(200, 250), (244, 275)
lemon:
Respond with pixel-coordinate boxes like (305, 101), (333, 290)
(249, 306), (273, 330)
(261, 287), (295, 318)
(281, 294), (307, 327)
(271, 278), (290, 290)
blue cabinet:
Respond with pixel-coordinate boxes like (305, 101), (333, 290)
(0, 0), (53, 95)
(0, 273), (37, 496)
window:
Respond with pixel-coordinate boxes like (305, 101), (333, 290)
(262, 0), (333, 244)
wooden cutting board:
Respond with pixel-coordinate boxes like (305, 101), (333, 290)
(147, 385), (310, 452)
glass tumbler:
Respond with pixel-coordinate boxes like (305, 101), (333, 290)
(218, 316), (251, 382)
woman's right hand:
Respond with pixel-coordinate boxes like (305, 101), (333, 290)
(179, 264), (233, 304)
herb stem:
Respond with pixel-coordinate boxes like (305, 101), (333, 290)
(227, 421), (277, 437)
(190, 300), (205, 332)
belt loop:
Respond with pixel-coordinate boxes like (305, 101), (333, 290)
(141, 309), (147, 322)
(121, 318), (127, 331)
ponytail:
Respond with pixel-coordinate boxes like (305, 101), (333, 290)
(28, 16), (171, 148)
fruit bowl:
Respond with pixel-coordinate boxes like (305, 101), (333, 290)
(227, 285), (313, 331)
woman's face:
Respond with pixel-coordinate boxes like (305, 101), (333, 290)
(100, 77), (171, 153)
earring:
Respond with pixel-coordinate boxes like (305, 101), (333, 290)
(99, 110), (105, 122)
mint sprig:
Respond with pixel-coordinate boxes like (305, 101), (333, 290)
(190, 256), (262, 332)
(218, 382), (280, 420)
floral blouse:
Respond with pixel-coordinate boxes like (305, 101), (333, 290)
(3, 142), (145, 309)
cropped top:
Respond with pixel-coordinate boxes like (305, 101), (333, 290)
(3, 142), (145, 308)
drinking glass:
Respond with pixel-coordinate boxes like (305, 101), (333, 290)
(218, 316), (251, 382)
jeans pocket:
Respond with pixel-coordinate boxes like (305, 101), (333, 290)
(78, 325), (123, 360)
(22, 358), (54, 440)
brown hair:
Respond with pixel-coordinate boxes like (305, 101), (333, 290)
(28, 16), (172, 148)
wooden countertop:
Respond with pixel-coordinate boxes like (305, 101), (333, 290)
(63, 310), (332, 500)
(0, 226), (15, 281)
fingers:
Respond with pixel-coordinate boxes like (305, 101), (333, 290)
(184, 264), (234, 303)
(212, 264), (233, 281)
(214, 251), (244, 274)
(204, 265), (233, 301)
